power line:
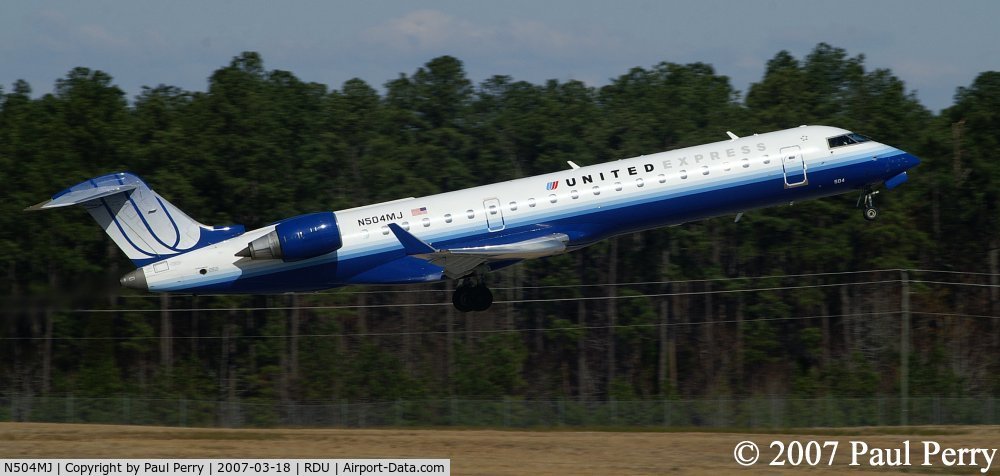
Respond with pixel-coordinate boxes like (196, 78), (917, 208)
(910, 280), (1000, 288)
(2, 311), (996, 342)
(113, 268), (1000, 299)
(907, 268), (1000, 277)
(73, 279), (901, 313)
(912, 311), (1000, 320)
(0, 311), (900, 341)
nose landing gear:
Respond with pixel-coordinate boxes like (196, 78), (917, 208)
(858, 186), (880, 221)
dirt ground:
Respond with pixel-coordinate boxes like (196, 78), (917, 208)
(0, 423), (997, 475)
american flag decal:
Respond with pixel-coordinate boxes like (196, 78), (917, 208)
(411, 207), (427, 216)
(545, 181), (559, 190)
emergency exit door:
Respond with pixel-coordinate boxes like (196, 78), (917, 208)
(484, 198), (505, 232)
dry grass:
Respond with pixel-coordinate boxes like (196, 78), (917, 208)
(0, 423), (997, 475)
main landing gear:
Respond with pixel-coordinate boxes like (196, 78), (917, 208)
(858, 185), (880, 221)
(452, 275), (494, 312)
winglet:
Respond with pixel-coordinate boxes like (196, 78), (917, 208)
(567, 161), (580, 170)
(726, 131), (739, 141)
(387, 223), (436, 255)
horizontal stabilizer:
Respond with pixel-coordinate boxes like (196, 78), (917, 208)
(24, 184), (137, 211)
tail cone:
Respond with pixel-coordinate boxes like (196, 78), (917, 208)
(120, 269), (148, 291)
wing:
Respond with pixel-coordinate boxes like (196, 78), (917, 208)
(387, 223), (569, 279)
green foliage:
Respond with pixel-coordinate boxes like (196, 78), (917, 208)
(453, 335), (527, 397)
(341, 342), (424, 401)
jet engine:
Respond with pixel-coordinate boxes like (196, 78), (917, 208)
(236, 212), (342, 261)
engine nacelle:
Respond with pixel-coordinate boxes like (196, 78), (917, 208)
(237, 212), (342, 262)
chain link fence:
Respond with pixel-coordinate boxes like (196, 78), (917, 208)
(2, 395), (996, 429)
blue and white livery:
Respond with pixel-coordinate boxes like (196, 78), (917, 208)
(27, 125), (920, 311)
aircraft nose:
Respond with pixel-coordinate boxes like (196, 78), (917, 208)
(120, 268), (148, 291)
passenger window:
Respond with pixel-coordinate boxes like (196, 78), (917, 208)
(763, 156), (771, 164)
(592, 186), (601, 196)
(528, 198), (537, 207)
(614, 182), (623, 191)
(549, 194), (557, 203)
(381, 226), (390, 235)
(636, 178), (644, 187)
(658, 174), (666, 183)
(361, 229), (370, 239)
(422, 217), (430, 227)
(444, 213), (453, 223)
(724, 162), (731, 172)
(466, 209), (475, 219)
(741, 158), (749, 168)
(701, 166), (709, 176)
(571, 190), (579, 199)
(401, 221), (410, 231)
(509, 201), (517, 211)
(488, 204), (498, 215)
(680, 170), (688, 179)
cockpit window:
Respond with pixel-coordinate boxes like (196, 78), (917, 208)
(848, 133), (871, 143)
(827, 132), (872, 149)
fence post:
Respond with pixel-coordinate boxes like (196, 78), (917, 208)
(663, 398), (670, 428)
(990, 397), (996, 425)
(122, 396), (129, 425)
(769, 396), (775, 428)
(717, 398), (725, 427)
(611, 397), (617, 426)
(449, 398), (456, 426)
(179, 398), (187, 427)
(558, 399), (564, 427)
(934, 396), (941, 425)
(877, 396), (884, 426)
(901, 270), (910, 426)
(503, 397), (511, 428)
(993, 397), (997, 425)
(824, 395), (832, 427)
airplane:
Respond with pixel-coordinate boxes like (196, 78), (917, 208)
(26, 125), (920, 312)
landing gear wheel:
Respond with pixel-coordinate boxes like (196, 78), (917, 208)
(452, 267), (495, 312)
(857, 186), (880, 221)
(452, 287), (475, 312)
(452, 283), (494, 312)
(471, 285), (493, 312)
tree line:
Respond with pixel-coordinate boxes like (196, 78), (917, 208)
(1, 43), (998, 406)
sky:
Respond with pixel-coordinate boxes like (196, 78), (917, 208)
(1, 0), (998, 112)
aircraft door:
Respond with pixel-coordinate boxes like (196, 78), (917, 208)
(780, 145), (808, 188)
(483, 198), (505, 232)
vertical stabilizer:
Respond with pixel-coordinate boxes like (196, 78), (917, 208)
(26, 172), (244, 266)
